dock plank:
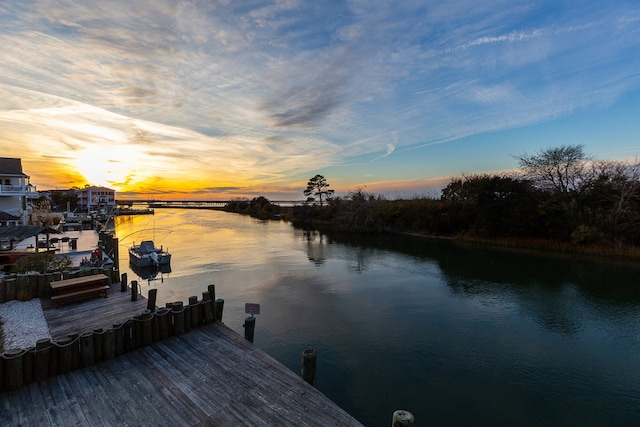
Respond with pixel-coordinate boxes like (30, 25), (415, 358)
(42, 282), (149, 340)
(1, 322), (363, 426)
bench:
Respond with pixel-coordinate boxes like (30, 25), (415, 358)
(51, 285), (110, 307)
(49, 274), (110, 308)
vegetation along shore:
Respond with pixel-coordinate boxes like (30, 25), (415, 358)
(225, 145), (640, 261)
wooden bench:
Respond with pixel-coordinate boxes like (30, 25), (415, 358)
(50, 274), (109, 308)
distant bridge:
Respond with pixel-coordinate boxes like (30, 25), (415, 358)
(116, 199), (305, 209)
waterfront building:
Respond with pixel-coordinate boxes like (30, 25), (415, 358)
(77, 185), (116, 213)
(0, 158), (39, 225)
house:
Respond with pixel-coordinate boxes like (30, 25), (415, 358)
(0, 158), (39, 225)
(77, 185), (116, 213)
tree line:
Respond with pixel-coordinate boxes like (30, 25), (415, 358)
(287, 145), (640, 250)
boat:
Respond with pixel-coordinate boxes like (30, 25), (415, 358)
(128, 240), (171, 267)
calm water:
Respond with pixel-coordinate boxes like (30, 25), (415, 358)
(114, 209), (640, 426)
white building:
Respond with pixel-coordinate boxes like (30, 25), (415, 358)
(77, 185), (116, 213)
(0, 158), (39, 225)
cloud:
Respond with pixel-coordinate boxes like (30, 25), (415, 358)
(1, 0), (640, 197)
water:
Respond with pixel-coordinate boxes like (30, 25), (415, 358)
(114, 209), (640, 426)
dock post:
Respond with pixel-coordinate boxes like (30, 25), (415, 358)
(189, 296), (200, 329)
(131, 280), (138, 301)
(55, 337), (73, 374)
(93, 329), (104, 363)
(120, 272), (128, 292)
(156, 307), (170, 340)
(392, 410), (414, 426)
(123, 319), (135, 353)
(202, 291), (214, 324)
(33, 338), (51, 382)
(208, 284), (217, 321)
(215, 298), (224, 322)
(113, 321), (124, 356)
(301, 349), (317, 386)
(103, 329), (115, 360)
(171, 302), (186, 335)
(243, 316), (256, 343)
(140, 309), (153, 346)
(79, 332), (95, 367)
(147, 288), (157, 312)
(2, 349), (25, 391)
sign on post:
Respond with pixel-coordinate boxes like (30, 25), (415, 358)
(245, 303), (261, 316)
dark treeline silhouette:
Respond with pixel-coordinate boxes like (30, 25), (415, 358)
(224, 196), (282, 219)
(288, 145), (640, 254)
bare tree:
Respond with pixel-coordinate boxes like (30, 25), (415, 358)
(514, 144), (591, 193)
(304, 175), (334, 206)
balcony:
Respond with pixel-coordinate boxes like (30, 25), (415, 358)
(0, 185), (39, 197)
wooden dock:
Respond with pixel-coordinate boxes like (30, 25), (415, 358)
(1, 284), (363, 426)
(41, 282), (148, 340)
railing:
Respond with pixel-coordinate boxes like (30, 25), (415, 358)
(0, 185), (24, 194)
(0, 185), (38, 196)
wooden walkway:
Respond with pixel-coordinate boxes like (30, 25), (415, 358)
(2, 284), (363, 426)
(41, 282), (148, 340)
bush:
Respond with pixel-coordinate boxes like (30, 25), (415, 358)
(14, 253), (73, 274)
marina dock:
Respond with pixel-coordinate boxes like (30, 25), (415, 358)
(0, 282), (363, 426)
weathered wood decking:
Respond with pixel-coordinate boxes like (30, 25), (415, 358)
(42, 282), (148, 340)
(2, 284), (363, 426)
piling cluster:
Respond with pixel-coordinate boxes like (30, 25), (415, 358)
(0, 283), (223, 392)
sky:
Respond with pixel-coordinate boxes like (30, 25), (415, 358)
(1, 0), (639, 200)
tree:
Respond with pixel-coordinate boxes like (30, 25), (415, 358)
(514, 144), (591, 194)
(304, 175), (334, 206)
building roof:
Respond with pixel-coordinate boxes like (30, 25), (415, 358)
(0, 158), (26, 175)
(0, 225), (61, 244)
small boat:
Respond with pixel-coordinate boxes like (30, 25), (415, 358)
(129, 240), (171, 267)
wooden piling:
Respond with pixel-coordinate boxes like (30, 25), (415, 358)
(202, 291), (214, 324)
(80, 332), (95, 367)
(189, 296), (200, 329)
(215, 298), (224, 322)
(140, 309), (153, 346)
(147, 288), (158, 312)
(243, 316), (256, 343)
(103, 329), (115, 360)
(16, 274), (29, 301)
(68, 333), (80, 371)
(33, 338), (51, 382)
(4, 277), (16, 301)
(120, 272), (128, 292)
(171, 302), (186, 335)
(55, 337), (73, 374)
(131, 280), (138, 301)
(2, 349), (25, 391)
(113, 321), (124, 356)
(301, 349), (317, 386)
(156, 307), (170, 340)
(123, 319), (135, 353)
(208, 284), (217, 321)
(93, 329), (104, 363)
(392, 410), (414, 427)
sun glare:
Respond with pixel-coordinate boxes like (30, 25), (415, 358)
(72, 146), (136, 190)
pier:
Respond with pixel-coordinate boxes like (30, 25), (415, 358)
(0, 281), (363, 426)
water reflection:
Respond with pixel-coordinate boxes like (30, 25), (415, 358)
(130, 262), (172, 283)
(114, 211), (640, 426)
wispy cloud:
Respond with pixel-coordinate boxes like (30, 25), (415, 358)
(1, 0), (639, 197)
